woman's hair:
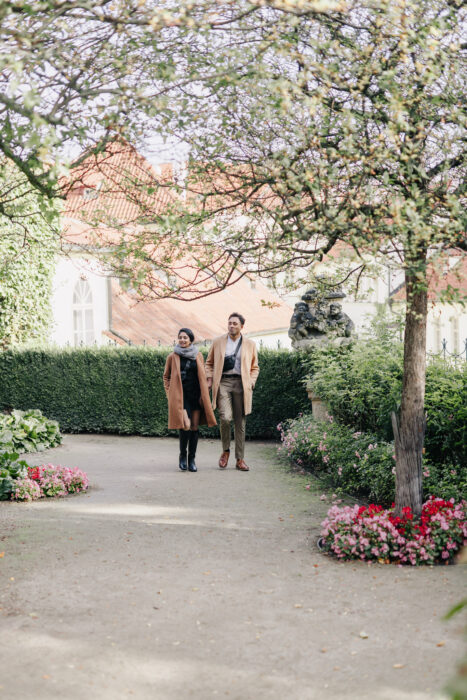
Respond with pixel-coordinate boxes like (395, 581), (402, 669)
(228, 312), (245, 326)
(178, 327), (195, 342)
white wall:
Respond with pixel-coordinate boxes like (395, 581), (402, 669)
(246, 329), (292, 350)
(50, 254), (109, 346)
(426, 303), (467, 356)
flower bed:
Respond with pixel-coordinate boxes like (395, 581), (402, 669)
(320, 497), (467, 566)
(278, 414), (466, 505)
(11, 464), (89, 502)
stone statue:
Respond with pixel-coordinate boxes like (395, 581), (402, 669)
(288, 287), (355, 350)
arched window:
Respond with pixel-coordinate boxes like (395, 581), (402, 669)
(73, 279), (94, 346)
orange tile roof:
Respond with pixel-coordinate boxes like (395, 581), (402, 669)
(391, 255), (467, 302)
(108, 278), (292, 346)
(63, 139), (176, 233)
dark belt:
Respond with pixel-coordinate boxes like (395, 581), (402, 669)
(222, 374), (242, 378)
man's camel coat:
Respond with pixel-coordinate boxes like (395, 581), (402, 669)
(205, 334), (260, 415)
(163, 352), (217, 430)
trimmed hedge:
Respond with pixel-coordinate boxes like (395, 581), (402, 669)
(0, 346), (309, 439)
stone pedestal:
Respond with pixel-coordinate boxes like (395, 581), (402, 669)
(306, 380), (330, 422)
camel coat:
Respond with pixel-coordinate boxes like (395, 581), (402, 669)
(205, 334), (260, 415)
(163, 352), (217, 430)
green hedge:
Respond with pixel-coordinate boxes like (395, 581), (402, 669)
(0, 346), (309, 439)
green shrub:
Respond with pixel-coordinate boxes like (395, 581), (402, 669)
(0, 346), (309, 440)
(304, 340), (467, 467)
(0, 408), (61, 453)
(278, 414), (467, 506)
(0, 449), (28, 500)
(424, 358), (467, 466)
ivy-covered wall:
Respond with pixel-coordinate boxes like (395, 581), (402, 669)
(0, 347), (309, 439)
(0, 165), (58, 348)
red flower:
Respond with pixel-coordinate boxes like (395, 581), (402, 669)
(27, 466), (40, 481)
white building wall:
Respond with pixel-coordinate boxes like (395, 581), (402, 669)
(50, 254), (109, 346)
(246, 329), (292, 350)
(426, 302), (467, 356)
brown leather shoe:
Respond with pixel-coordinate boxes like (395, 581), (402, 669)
(218, 451), (230, 469)
(236, 459), (250, 471)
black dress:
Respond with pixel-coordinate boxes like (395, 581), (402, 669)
(180, 356), (201, 417)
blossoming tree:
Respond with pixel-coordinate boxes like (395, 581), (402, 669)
(1, 0), (466, 516)
(104, 0), (466, 517)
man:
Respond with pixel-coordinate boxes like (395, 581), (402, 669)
(205, 312), (259, 471)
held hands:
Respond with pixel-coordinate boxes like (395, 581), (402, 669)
(207, 377), (213, 390)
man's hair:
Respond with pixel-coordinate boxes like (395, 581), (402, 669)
(228, 312), (245, 326)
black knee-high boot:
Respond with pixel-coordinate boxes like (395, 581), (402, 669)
(179, 430), (190, 471)
(188, 430), (199, 472)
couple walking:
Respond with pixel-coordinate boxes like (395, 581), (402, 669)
(163, 312), (260, 472)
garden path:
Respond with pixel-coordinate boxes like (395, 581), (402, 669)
(0, 435), (464, 700)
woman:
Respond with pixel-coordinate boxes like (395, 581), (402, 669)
(163, 328), (216, 472)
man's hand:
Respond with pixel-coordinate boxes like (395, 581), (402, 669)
(207, 377), (213, 390)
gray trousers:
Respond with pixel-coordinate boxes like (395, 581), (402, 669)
(217, 376), (246, 460)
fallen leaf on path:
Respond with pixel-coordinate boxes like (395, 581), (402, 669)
(0, 552), (4, 558)
(321, 648), (328, 653)
(359, 631), (369, 639)
(393, 664), (405, 669)
(192, 587), (199, 591)
(437, 641), (446, 647)
(294, 604), (303, 608)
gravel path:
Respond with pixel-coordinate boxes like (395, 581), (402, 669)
(0, 434), (464, 700)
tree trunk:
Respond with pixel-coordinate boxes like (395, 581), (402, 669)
(392, 262), (428, 518)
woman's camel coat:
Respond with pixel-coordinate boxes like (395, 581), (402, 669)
(163, 352), (217, 430)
